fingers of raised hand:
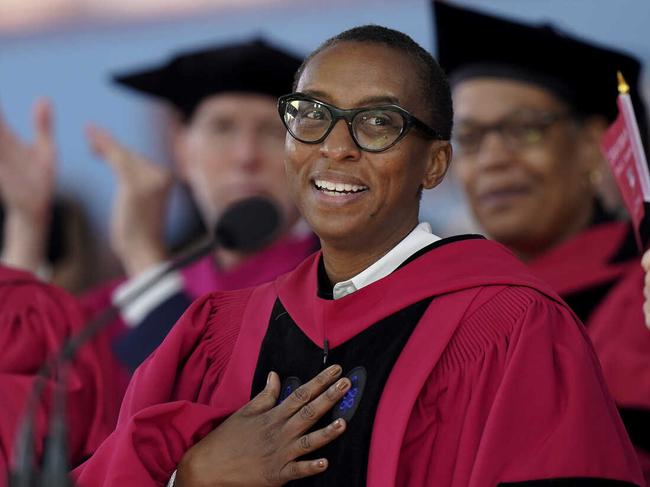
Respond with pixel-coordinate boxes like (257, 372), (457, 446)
(278, 365), (343, 417)
(642, 250), (650, 272)
(277, 458), (329, 484)
(86, 124), (171, 184)
(644, 300), (650, 329)
(33, 99), (53, 145)
(86, 124), (128, 166)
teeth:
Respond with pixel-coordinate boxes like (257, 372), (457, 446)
(314, 179), (368, 194)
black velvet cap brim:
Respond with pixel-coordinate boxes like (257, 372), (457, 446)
(432, 0), (647, 129)
(113, 38), (303, 120)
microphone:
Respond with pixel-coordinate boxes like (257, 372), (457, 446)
(9, 196), (282, 487)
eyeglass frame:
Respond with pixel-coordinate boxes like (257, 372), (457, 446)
(277, 92), (444, 153)
(452, 111), (574, 155)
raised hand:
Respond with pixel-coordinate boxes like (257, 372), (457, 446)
(86, 124), (173, 277)
(642, 250), (650, 329)
(0, 99), (56, 272)
(176, 365), (350, 486)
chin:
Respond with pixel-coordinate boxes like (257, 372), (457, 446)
(479, 217), (531, 246)
(308, 217), (363, 246)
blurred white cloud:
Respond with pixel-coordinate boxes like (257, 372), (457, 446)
(0, 0), (290, 34)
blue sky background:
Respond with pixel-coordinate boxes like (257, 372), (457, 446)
(1, 0), (648, 256)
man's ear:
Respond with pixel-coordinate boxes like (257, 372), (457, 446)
(422, 141), (452, 190)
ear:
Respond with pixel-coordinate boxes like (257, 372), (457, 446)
(422, 141), (452, 190)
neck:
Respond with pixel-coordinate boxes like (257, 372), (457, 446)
(212, 226), (296, 270)
(213, 247), (247, 270)
(320, 220), (418, 285)
(511, 202), (594, 263)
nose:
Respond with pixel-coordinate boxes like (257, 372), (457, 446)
(231, 129), (264, 171)
(319, 119), (362, 162)
(474, 130), (516, 170)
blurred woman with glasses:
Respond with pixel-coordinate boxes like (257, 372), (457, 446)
(435, 2), (650, 480)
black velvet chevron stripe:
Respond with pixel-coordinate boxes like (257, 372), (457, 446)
(619, 407), (650, 452)
(498, 478), (639, 486)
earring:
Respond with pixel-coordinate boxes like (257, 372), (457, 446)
(589, 169), (603, 187)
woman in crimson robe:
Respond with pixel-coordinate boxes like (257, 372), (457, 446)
(70, 25), (644, 486)
(435, 1), (650, 480)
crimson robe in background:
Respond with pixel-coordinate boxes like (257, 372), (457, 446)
(73, 238), (643, 486)
(529, 221), (650, 482)
(79, 233), (318, 371)
(0, 265), (121, 486)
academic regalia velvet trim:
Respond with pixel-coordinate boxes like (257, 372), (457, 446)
(0, 266), (122, 486)
(529, 221), (650, 483)
(72, 239), (643, 486)
(529, 221), (650, 409)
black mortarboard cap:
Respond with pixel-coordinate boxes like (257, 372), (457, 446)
(113, 38), (303, 120)
(432, 0), (647, 140)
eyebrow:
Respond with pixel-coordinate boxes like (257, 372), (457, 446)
(300, 89), (402, 107)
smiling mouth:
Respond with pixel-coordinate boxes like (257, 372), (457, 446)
(478, 186), (530, 206)
(313, 179), (369, 196)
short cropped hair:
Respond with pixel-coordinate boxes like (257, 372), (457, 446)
(293, 25), (453, 140)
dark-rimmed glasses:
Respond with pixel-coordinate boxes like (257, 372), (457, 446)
(278, 93), (443, 153)
(452, 111), (573, 155)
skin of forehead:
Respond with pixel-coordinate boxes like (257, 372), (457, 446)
(296, 41), (427, 118)
(453, 77), (571, 123)
(181, 91), (281, 127)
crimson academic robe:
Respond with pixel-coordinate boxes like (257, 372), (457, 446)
(73, 237), (644, 486)
(0, 265), (122, 486)
(529, 221), (650, 482)
(79, 233), (318, 371)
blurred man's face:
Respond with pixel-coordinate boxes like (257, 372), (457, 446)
(452, 78), (601, 259)
(175, 93), (299, 230)
(284, 41), (449, 252)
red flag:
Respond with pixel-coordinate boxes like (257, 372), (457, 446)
(601, 73), (650, 249)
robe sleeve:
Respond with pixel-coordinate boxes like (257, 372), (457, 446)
(0, 267), (122, 485)
(468, 290), (643, 485)
(399, 286), (644, 486)
(72, 288), (252, 486)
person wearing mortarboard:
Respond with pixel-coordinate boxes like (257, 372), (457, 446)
(0, 39), (317, 475)
(72, 25), (642, 486)
(79, 39), (319, 374)
(433, 1), (650, 479)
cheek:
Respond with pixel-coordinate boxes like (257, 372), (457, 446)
(283, 141), (311, 183)
(523, 147), (579, 198)
(184, 137), (223, 174)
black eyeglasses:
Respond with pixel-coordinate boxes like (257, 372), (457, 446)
(278, 93), (443, 153)
(452, 111), (572, 155)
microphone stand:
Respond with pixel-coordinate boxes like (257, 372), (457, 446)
(8, 195), (281, 486)
(8, 236), (216, 487)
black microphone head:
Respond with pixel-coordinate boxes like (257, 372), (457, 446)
(214, 196), (282, 252)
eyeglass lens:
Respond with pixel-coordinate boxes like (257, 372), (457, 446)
(283, 99), (405, 151)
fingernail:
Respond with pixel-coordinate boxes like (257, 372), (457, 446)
(266, 371), (273, 385)
(314, 459), (327, 469)
(332, 418), (344, 429)
(328, 364), (342, 376)
(336, 378), (350, 391)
